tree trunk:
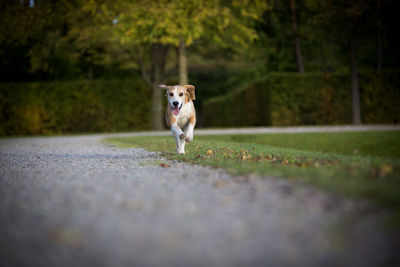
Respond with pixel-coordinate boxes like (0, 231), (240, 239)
(350, 26), (361, 125)
(150, 44), (168, 130)
(151, 81), (163, 130)
(289, 0), (305, 73)
(377, 28), (382, 70)
(178, 39), (188, 85)
(136, 44), (169, 130)
(376, 0), (382, 70)
(88, 64), (93, 80)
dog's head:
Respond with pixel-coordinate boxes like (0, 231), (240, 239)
(159, 84), (195, 116)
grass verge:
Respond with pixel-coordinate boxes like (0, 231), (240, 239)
(105, 130), (400, 226)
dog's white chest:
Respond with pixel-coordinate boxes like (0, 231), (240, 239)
(176, 103), (191, 128)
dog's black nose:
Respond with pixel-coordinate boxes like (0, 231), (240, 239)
(173, 101), (179, 107)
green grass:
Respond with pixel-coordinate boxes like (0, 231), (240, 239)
(105, 130), (400, 226)
(198, 131), (400, 159)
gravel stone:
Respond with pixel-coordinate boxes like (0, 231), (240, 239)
(0, 134), (399, 267)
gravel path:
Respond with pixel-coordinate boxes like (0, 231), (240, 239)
(1, 132), (399, 267)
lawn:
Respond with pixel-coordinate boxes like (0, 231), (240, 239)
(105, 130), (400, 225)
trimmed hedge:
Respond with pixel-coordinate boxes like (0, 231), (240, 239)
(2, 71), (398, 135)
(0, 79), (151, 135)
(203, 72), (400, 127)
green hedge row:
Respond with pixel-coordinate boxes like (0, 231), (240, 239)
(2, 71), (399, 135)
(203, 72), (400, 127)
(0, 79), (151, 135)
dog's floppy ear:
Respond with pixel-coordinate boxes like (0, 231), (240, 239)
(159, 84), (172, 96)
(184, 85), (195, 100)
(158, 84), (171, 90)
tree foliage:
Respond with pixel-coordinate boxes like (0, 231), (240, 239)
(65, 0), (268, 129)
(2, 0), (398, 80)
(1, 0), (399, 130)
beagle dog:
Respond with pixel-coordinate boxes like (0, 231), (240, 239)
(159, 84), (196, 154)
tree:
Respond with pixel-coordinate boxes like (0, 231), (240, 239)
(376, 0), (382, 70)
(305, 0), (369, 124)
(289, 0), (305, 73)
(0, 0), (69, 80)
(173, 0), (268, 84)
(71, 0), (267, 129)
(344, 1), (368, 124)
(257, 0), (308, 72)
(1, 0), (267, 128)
(349, 12), (361, 124)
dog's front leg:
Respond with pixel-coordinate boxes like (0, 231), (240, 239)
(171, 124), (185, 154)
(173, 135), (186, 154)
(184, 123), (195, 142)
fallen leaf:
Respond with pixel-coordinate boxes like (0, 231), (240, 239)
(48, 227), (83, 248)
(214, 181), (228, 188)
(159, 163), (171, 168)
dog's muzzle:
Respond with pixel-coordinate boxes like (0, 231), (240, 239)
(171, 103), (182, 115)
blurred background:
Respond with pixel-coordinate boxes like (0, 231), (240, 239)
(0, 0), (399, 135)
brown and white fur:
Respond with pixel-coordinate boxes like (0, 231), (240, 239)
(159, 84), (196, 154)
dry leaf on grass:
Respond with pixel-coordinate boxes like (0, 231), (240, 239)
(159, 163), (171, 168)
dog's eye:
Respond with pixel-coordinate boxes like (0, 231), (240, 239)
(169, 93), (173, 96)
(179, 93), (184, 97)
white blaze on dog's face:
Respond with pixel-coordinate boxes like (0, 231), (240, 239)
(162, 85), (195, 116)
(167, 86), (185, 115)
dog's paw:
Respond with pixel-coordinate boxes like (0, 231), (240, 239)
(177, 150), (185, 155)
(179, 133), (185, 139)
(185, 135), (193, 142)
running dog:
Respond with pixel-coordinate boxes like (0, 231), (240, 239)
(159, 84), (196, 154)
